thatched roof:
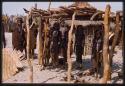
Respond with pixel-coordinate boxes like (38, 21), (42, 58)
(68, 2), (96, 10)
(49, 2), (99, 19)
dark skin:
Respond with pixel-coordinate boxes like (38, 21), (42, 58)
(2, 20), (6, 48)
(88, 29), (103, 77)
(75, 26), (85, 65)
(12, 19), (25, 52)
(50, 22), (61, 67)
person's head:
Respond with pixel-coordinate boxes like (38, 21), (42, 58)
(76, 25), (84, 35)
(95, 29), (102, 38)
(53, 21), (60, 30)
(16, 17), (23, 25)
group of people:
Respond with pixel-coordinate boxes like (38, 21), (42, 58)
(2, 16), (104, 75)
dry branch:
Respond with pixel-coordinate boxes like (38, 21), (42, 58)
(67, 11), (76, 82)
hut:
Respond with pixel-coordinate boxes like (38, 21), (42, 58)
(49, 2), (123, 55)
(49, 2), (105, 55)
(23, 2), (122, 83)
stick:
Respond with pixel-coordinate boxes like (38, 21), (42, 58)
(67, 11), (76, 82)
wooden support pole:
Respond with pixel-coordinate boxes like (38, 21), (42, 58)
(67, 11), (76, 82)
(26, 14), (33, 83)
(100, 4), (111, 83)
(48, 0), (51, 11)
(38, 16), (43, 67)
(35, 3), (37, 9)
(110, 12), (120, 66)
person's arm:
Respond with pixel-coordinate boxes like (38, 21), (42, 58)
(2, 23), (6, 48)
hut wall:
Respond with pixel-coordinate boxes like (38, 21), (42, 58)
(83, 25), (102, 56)
(83, 26), (94, 55)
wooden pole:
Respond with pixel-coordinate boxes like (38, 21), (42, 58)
(35, 3), (37, 9)
(67, 11), (76, 82)
(26, 14), (33, 83)
(110, 12), (120, 66)
(48, 0), (51, 11)
(101, 4), (111, 83)
(38, 16), (43, 67)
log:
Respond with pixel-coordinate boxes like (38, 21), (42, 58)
(67, 11), (76, 82)
(101, 4), (111, 83)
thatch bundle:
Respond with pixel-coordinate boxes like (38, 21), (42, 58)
(2, 48), (23, 81)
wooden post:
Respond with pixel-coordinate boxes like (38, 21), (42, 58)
(110, 12), (120, 66)
(100, 4), (111, 83)
(38, 16), (43, 67)
(26, 14), (33, 83)
(35, 3), (37, 9)
(67, 11), (76, 82)
(48, 0), (51, 11)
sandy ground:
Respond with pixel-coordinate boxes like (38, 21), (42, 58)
(2, 32), (123, 83)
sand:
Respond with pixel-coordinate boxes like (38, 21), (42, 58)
(2, 32), (123, 84)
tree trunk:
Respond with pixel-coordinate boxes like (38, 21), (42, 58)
(110, 12), (120, 66)
(101, 4), (111, 83)
(26, 15), (33, 83)
(67, 11), (76, 82)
